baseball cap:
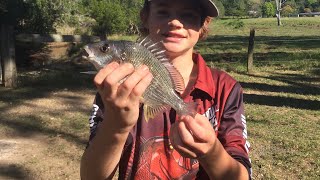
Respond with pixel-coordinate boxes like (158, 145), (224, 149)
(145, 0), (219, 17)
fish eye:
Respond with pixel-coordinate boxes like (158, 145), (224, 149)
(100, 43), (110, 53)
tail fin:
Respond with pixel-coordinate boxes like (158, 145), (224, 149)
(179, 102), (198, 118)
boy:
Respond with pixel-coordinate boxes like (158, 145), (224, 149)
(81, 0), (251, 179)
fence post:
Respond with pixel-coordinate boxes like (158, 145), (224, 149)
(0, 39), (2, 84)
(247, 28), (255, 74)
(1, 24), (17, 88)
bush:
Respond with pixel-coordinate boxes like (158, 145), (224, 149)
(314, 7), (320, 12)
(87, 0), (143, 36)
(262, 2), (276, 18)
(304, 8), (312, 13)
(225, 19), (245, 29)
(282, 5), (296, 17)
(22, 0), (63, 33)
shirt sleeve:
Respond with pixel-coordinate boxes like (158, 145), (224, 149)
(218, 82), (252, 178)
(87, 93), (105, 144)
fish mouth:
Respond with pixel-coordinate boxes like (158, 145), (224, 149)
(82, 45), (94, 60)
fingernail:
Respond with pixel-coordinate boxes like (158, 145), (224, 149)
(120, 63), (133, 70)
(109, 61), (119, 68)
(147, 72), (153, 78)
(140, 65), (149, 71)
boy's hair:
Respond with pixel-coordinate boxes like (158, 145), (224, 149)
(139, 1), (212, 41)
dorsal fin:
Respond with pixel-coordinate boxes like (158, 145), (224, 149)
(137, 36), (185, 93)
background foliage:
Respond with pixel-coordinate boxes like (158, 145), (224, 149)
(0, 0), (320, 35)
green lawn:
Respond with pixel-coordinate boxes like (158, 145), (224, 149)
(203, 17), (320, 179)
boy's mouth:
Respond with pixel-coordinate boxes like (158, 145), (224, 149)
(163, 32), (186, 39)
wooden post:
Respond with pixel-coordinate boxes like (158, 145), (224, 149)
(1, 24), (17, 88)
(247, 28), (255, 74)
(0, 43), (2, 84)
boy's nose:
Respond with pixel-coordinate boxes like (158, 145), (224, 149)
(168, 19), (183, 29)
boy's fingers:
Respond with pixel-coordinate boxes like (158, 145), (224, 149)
(105, 63), (135, 86)
(169, 123), (197, 158)
(177, 121), (196, 145)
(180, 115), (211, 142)
(131, 72), (153, 98)
(117, 65), (151, 99)
(94, 62), (119, 87)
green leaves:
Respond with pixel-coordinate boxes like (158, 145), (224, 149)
(87, 0), (143, 36)
(262, 2), (276, 17)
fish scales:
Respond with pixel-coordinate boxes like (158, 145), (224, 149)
(122, 42), (175, 106)
(83, 37), (196, 121)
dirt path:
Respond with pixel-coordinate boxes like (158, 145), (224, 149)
(0, 88), (95, 179)
(0, 138), (43, 179)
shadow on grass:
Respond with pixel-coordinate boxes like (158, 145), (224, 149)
(240, 82), (320, 96)
(0, 163), (31, 179)
(244, 94), (320, 110)
(239, 71), (320, 94)
(239, 71), (320, 110)
(198, 35), (320, 64)
(197, 35), (320, 110)
(206, 35), (320, 48)
(0, 64), (96, 146)
(0, 116), (87, 146)
(0, 67), (95, 104)
(201, 51), (320, 64)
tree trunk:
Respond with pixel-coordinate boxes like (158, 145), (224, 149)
(1, 24), (17, 88)
(247, 28), (255, 74)
(277, 11), (282, 26)
(276, 0), (282, 26)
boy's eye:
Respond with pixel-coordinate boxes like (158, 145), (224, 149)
(156, 10), (169, 16)
(181, 11), (200, 19)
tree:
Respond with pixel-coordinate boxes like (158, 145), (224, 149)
(21, 0), (63, 33)
(247, 0), (263, 18)
(88, 0), (128, 36)
(282, 5), (296, 16)
(220, 0), (247, 17)
(275, 0), (284, 26)
(214, 0), (226, 17)
(304, 7), (312, 12)
(0, 0), (26, 26)
(121, 0), (144, 34)
(262, 2), (276, 17)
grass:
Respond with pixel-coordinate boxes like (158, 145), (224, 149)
(0, 17), (319, 179)
(203, 17), (320, 179)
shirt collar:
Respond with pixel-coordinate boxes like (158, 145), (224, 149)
(192, 53), (214, 98)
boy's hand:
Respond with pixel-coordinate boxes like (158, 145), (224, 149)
(94, 62), (153, 132)
(169, 114), (217, 159)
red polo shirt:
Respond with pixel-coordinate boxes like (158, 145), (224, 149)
(88, 53), (251, 179)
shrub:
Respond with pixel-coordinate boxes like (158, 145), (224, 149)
(262, 2), (276, 17)
(304, 8), (312, 13)
(87, 0), (142, 36)
(21, 0), (63, 33)
(282, 5), (296, 17)
(226, 19), (245, 29)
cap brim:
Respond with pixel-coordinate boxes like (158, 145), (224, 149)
(200, 0), (219, 17)
(146, 0), (219, 17)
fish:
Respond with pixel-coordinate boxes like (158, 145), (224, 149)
(82, 37), (196, 121)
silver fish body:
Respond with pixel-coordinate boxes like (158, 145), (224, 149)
(83, 37), (196, 121)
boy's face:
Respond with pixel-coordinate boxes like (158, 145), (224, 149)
(146, 0), (203, 57)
